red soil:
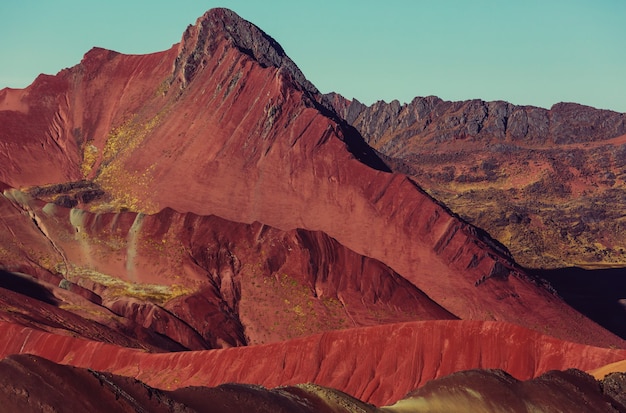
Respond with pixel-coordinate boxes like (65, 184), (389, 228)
(2, 319), (625, 406)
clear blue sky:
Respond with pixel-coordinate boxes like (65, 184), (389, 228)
(1, 1), (625, 112)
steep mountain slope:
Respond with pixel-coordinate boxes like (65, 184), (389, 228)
(0, 186), (454, 349)
(326, 94), (626, 269)
(0, 8), (620, 347)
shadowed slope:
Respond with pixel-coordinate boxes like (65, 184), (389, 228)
(533, 266), (626, 339)
(388, 368), (626, 413)
(0, 354), (378, 413)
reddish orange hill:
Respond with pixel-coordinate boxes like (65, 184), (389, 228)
(2, 319), (625, 406)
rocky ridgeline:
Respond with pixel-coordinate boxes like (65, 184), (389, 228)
(174, 8), (320, 101)
(325, 92), (626, 149)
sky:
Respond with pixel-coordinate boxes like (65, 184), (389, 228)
(1, 1), (625, 112)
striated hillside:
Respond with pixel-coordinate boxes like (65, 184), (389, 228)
(0, 186), (455, 349)
(326, 93), (626, 269)
(3, 354), (625, 412)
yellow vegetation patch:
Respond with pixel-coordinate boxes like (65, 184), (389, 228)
(108, 282), (190, 304)
(68, 265), (190, 305)
(58, 303), (115, 320)
(93, 112), (166, 213)
(81, 143), (99, 178)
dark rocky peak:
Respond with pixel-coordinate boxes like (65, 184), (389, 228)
(172, 8), (318, 98)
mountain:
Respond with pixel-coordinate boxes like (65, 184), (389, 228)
(0, 8), (619, 346)
(0, 7), (625, 411)
(325, 93), (626, 269)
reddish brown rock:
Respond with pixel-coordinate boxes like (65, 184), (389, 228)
(0, 187), (455, 349)
(0, 270), (183, 351)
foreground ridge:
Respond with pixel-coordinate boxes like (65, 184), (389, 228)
(1, 319), (625, 406)
(2, 353), (625, 412)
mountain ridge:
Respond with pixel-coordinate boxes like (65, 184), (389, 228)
(325, 92), (626, 269)
(2, 319), (625, 407)
(325, 93), (626, 148)
(173, 8), (318, 98)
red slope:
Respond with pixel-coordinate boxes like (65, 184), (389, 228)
(3, 319), (625, 406)
(0, 46), (178, 187)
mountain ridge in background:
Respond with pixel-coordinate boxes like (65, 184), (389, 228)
(325, 92), (626, 269)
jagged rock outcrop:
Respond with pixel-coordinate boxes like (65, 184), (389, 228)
(173, 8), (319, 100)
(326, 93), (626, 149)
